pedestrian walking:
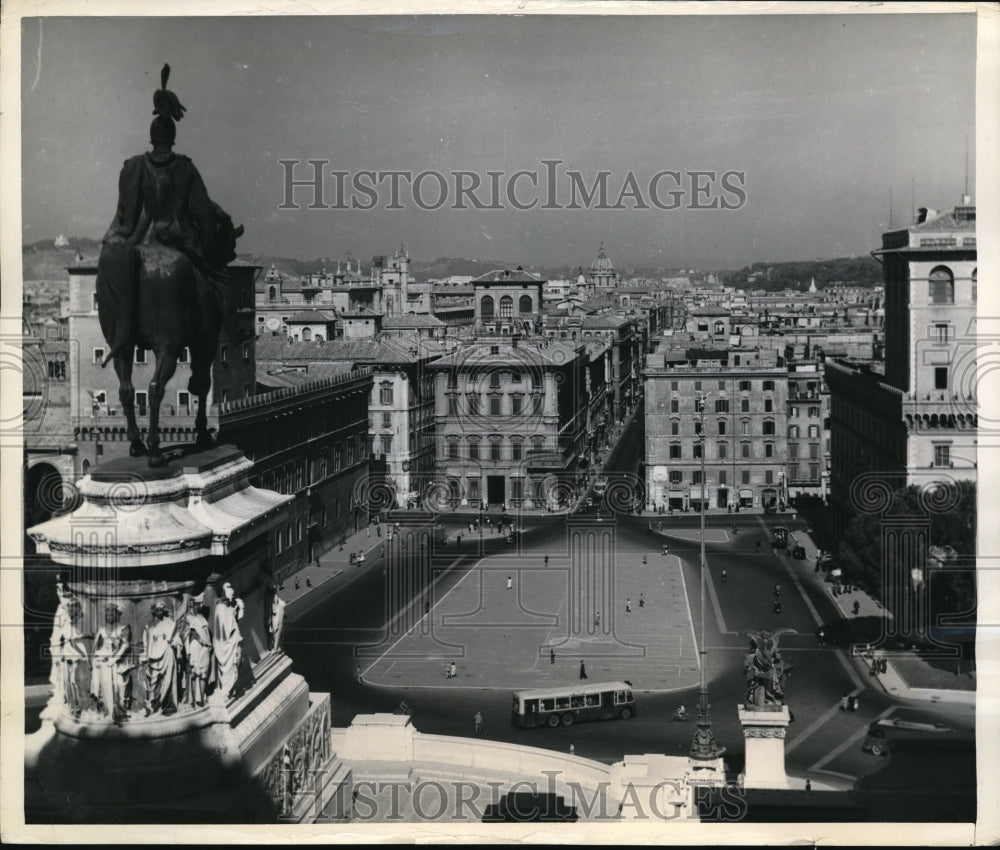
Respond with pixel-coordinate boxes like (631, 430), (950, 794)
(594, 611), (601, 627)
(817, 628), (825, 646)
(853, 599), (861, 616)
(805, 780), (812, 792)
(507, 576), (513, 590)
(773, 599), (782, 615)
(642, 555), (647, 567)
(295, 578), (301, 590)
(444, 662), (451, 679)
(306, 576), (312, 587)
(579, 660), (588, 680)
(367, 526), (371, 537)
(355, 665), (362, 683)
(449, 661), (457, 680)
(569, 742), (575, 757)
(626, 598), (632, 614)
(639, 593), (645, 608)
(840, 692), (849, 711)
(544, 554), (549, 567)
(377, 525), (382, 537)
(773, 584), (781, 597)
(550, 648), (556, 665)
(474, 711), (484, 734)
(721, 569), (727, 583)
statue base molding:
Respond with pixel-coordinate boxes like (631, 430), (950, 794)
(738, 705), (791, 790)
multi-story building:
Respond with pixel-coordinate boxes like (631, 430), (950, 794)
(255, 336), (444, 507)
(784, 359), (830, 499)
(429, 334), (589, 509)
(645, 346), (789, 512)
(826, 201), (978, 533)
(216, 367), (374, 579)
(472, 267), (544, 334)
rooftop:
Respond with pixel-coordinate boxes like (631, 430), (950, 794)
(471, 267), (545, 285)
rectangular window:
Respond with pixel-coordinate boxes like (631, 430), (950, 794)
(669, 470), (683, 484)
(382, 412), (391, 428)
(741, 470), (750, 485)
(789, 443), (799, 459)
(694, 381), (702, 392)
(469, 440), (480, 460)
(715, 399), (729, 413)
(718, 442), (728, 459)
(764, 399), (773, 412)
(381, 435), (392, 455)
(934, 444), (951, 467)
(718, 381), (726, 391)
(692, 470), (703, 484)
(741, 442), (751, 459)
(468, 394), (480, 415)
(693, 443), (703, 459)
(135, 391), (148, 416)
(809, 464), (820, 480)
(93, 347), (105, 364)
(490, 371), (501, 388)
(670, 421), (679, 436)
(671, 381), (679, 391)
(739, 380), (751, 392)
(511, 441), (523, 460)
(765, 470), (774, 484)
(490, 396), (501, 416)
(177, 390), (191, 414)
(178, 347), (190, 363)
(512, 371), (522, 383)
(718, 420), (726, 435)
(719, 471), (727, 485)
(763, 420), (775, 435)
(92, 292), (99, 311)
(380, 386), (393, 405)
(808, 424), (820, 438)
(765, 443), (774, 458)
(809, 443), (819, 460)
(512, 478), (523, 500)
(468, 479), (480, 500)
(490, 441), (501, 461)
(930, 278), (954, 304)
(135, 347), (147, 364)
(935, 324), (950, 343)
(763, 380), (775, 392)
(533, 394), (543, 414)
(448, 441), (459, 459)
(448, 396), (458, 416)
(740, 399), (750, 413)
(670, 400), (679, 413)
(934, 367), (949, 390)
(669, 444), (681, 459)
(512, 396), (522, 415)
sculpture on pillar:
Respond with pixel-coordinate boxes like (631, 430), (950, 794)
(95, 63), (245, 467)
(141, 602), (180, 716)
(184, 597), (212, 708)
(743, 628), (795, 710)
(43, 575), (73, 718)
(52, 594), (91, 718)
(213, 582), (244, 699)
(90, 602), (133, 722)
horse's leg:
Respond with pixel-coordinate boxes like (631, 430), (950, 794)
(112, 351), (146, 457)
(147, 347), (180, 468)
(189, 338), (218, 450)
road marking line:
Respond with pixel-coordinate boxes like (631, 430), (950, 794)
(786, 701), (847, 754)
(703, 559), (732, 635)
(362, 554), (468, 678)
(754, 516), (823, 626)
(677, 555), (702, 674)
(809, 705), (895, 772)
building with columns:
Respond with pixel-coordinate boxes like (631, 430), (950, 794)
(826, 201), (978, 533)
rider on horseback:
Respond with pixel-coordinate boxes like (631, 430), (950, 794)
(96, 64), (242, 465)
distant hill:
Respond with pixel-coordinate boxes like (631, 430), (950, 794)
(23, 237), (101, 281)
(723, 256), (882, 291)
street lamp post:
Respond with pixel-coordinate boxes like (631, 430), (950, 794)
(691, 393), (724, 762)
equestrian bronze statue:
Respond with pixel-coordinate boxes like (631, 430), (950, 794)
(96, 64), (244, 467)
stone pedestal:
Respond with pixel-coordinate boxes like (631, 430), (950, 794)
(738, 705), (791, 789)
(25, 446), (352, 823)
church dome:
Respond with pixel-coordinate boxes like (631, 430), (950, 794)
(590, 243), (615, 274)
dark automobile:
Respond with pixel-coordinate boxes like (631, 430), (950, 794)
(792, 545), (806, 560)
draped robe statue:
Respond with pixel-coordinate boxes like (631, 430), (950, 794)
(213, 585), (243, 699)
(142, 604), (180, 715)
(90, 605), (132, 721)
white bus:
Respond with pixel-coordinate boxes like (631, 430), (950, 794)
(511, 682), (637, 728)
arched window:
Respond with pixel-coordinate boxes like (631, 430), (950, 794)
(500, 296), (514, 318)
(929, 266), (954, 304)
(302, 327), (312, 341)
(519, 294), (533, 314)
(481, 295), (495, 320)
(81, 459), (90, 475)
(268, 285), (277, 301)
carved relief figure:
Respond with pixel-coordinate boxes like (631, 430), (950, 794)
(268, 583), (286, 652)
(142, 602), (180, 716)
(42, 576), (73, 719)
(57, 597), (90, 718)
(184, 600), (212, 708)
(90, 602), (133, 722)
(213, 582), (244, 699)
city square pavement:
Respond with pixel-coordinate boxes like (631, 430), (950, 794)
(359, 546), (701, 693)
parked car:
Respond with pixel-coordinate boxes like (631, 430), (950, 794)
(792, 545), (806, 560)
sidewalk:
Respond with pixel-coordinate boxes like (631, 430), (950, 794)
(783, 527), (975, 707)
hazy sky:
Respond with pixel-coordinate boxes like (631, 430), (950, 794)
(20, 13), (976, 271)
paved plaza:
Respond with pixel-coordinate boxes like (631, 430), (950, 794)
(359, 546), (701, 693)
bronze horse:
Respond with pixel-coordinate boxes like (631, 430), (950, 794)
(97, 207), (243, 467)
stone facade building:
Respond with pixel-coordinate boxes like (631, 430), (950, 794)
(645, 347), (789, 511)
